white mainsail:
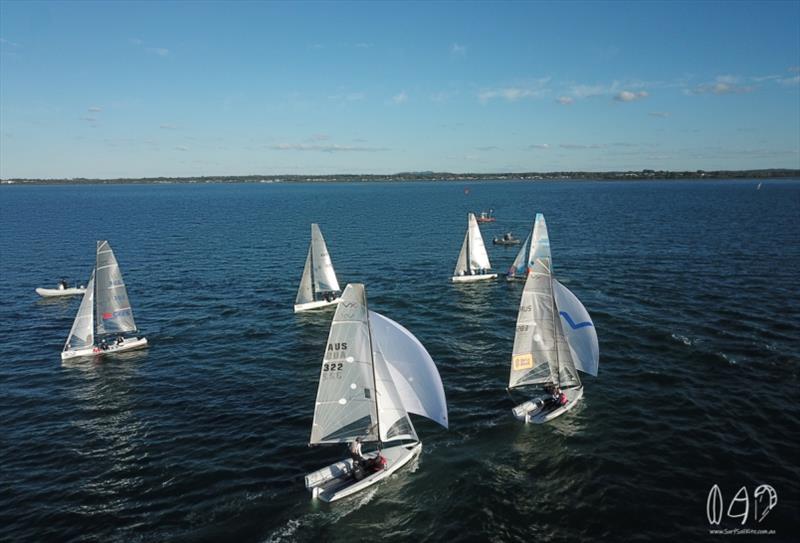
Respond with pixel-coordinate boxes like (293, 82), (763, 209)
(509, 215), (580, 390)
(95, 241), (138, 335)
(309, 284), (448, 446)
(309, 284), (378, 444)
(311, 224), (340, 294)
(553, 280), (599, 377)
(467, 213), (491, 271)
(64, 271), (95, 350)
(295, 247), (315, 305)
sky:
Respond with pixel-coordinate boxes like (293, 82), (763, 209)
(1, 0), (799, 178)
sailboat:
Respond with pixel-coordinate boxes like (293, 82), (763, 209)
(61, 241), (148, 360)
(507, 214), (599, 423)
(305, 283), (448, 503)
(451, 213), (497, 282)
(294, 223), (343, 312)
(506, 214), (548, 281)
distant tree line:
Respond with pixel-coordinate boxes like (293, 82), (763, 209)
(2, 169), (798, 185)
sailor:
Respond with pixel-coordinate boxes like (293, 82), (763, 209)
(349, 437), (364, 463)
(58, 279), (68, 290)
(100, 338), (109, 350)
(116, 336), (124, 346)
(556, 387), (568, 406)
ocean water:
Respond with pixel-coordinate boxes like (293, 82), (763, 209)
(0, 179), (798, 542)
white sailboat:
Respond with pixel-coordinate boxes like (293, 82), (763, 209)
(451, 213), (497, 282)
(294, 223), (343, 312)
(507, 214), (599, 423)
(506, 214), (549, 281)
(61, 241), (148, 360)
(305, 283), (448, 503)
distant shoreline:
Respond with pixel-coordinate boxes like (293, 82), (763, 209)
(1, 169), (798, 185)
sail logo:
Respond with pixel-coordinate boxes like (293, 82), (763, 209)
(327, 342), (348, 351)
(706, 484), (777, 526)
(101, 308), (132, 319)
(341, 302), (359, 309)
(513, 354), (534, 370)
(559, 311), (593, 330)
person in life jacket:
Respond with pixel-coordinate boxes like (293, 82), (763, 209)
(555, 387), (568, 406)
(349, 437), (364, 463)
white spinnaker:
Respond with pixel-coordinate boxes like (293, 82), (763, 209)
(553, 280), (599, 377)
(311, 224), (340, 293)
(309, 284), (379, 445)
(509, 232), (531, 277)
(467, 213), (492, 270)
(64, 271), (95, 350)
(369, 311), (449, 429)
(95, 241), (137, 335)
(295, 247), (314, 305)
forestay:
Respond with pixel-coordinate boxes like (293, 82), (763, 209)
(369, 311), (448, 430)
(310, 284), (379, 444)
(295, 247), (314, 305)
(95, 241), (137, 335)
(64, 272), (95, 350)
(553, 280), (599, 377)
(311, 224), (340, 293)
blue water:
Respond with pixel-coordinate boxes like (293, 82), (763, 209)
(1, 180), (798, 542)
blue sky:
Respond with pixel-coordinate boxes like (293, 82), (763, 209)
(1, 0), (799, 178)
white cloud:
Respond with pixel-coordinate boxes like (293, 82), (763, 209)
(451, 43), (467, 55)
(556, 96), (574, 105)
(88, 106), (103, 112)
(80, 116), (97, 122)
(475, 146), (498, 151)
(146, 47), (169, 57)
(392, 91), (408, 104)
(649, 111), (671, 118)
(570, 83), (612, 99)
(614, 90), (649, 102)
(175, 145), (189, 151)
(780, 75), (800, 86)
(478, 79), (550, 103)
(560, 143), (606, 150)
(530, 144), (550, 149)
(270, 143), (388, 152)
(309, 133), (330, 141)
(129, 38), (143, 45)
(687, 76), (754, 95)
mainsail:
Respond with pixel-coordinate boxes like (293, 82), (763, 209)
(508, 215), (580, 390)
(467, 213), (491, 271)
(95, 241), (137, 335)
(311, 224), (340, 294)
(553, 280), (599, 377)
(64, 271), (95, 350)
(310, 284), (379, 444)
(309, 284), (448, 446)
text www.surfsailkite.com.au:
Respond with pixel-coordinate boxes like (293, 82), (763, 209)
(709, 528), (776, 536)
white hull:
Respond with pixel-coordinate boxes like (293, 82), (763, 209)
(61, 337), (148, 360)
(451, 273), (497, 283)
(36, 287), (86, 298)
(305, 442), (421, 503)
(512, 386), (583, 424)
(294, 297), (341, 313)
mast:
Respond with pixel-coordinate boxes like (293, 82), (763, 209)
(309, 242), (317, 300)
(466, 219), (472, 274)
(364, 290), (381, 445)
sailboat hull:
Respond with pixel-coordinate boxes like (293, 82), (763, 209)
(61, 337), (149, 360)
(451, 273), (497, 283)
(305, 442), (421, 503)
(512, 386), (583, 424)
(293, 297), (341, 313)
(505, 275), (527, 282)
